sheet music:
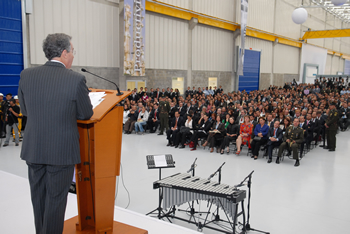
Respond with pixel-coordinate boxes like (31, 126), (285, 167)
(89, 92), (106, 109)
(154, 155), (167, 167)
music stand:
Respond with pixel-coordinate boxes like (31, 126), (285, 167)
(146, 154), (175, 221)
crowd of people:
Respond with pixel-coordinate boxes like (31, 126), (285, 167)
(122, 77), (350, 167)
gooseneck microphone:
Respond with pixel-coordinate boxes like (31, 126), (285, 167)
(81, 68), (123, 96)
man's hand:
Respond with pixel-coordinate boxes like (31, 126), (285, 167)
(286, 139), (291, 143)
(270, 137), (276, 142)
(258, 133), (263, 137)
(9, 107), (13, 112)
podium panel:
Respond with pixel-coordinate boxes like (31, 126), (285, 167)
(63, 90), (146, 234)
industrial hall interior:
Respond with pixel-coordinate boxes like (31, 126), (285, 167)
(2, 0), (350, 234)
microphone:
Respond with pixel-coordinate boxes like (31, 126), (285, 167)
(187, 158), (197, 173)
(207, 162), (225, 180)
(81, 68), (123, 96)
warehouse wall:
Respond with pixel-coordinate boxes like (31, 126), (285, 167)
(24, 0), (349, 93)
(27, 0), (119, 89)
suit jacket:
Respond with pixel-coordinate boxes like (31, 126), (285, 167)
(18, 61), (93, 165)
(267, 127), (283, 144)
(148, 108), (160, 121)
(170, 116), (184, 130)
(178, 106), (187, 117)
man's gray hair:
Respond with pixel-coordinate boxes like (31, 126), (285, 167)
(42, 33), (72, 60)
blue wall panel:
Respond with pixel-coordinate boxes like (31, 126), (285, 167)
(0, 0), (23, 96)
(238, 49), (261, 93)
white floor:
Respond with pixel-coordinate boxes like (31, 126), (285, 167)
(1, 130), (350, 234)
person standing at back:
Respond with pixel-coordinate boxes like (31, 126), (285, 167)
(18, 33), (93, 234)
(158, 95), (170, 135)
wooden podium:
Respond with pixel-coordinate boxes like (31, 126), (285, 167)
(63, 89), (147, 234)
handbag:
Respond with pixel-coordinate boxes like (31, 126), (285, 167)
(253, 136), (261, 141)
(180, 126), (190, 134)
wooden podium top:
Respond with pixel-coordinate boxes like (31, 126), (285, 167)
(77, 89), (131, 124)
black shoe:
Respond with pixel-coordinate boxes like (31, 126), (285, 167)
(254, 156), (258, 160)
(263, 152), (268, 157)
(170, 144), (175, 147)
(267, 159), (272, 163)
(69, 182), (76, 194)
(319, 145), (325, 147)
(167, 143), (171, 146)
(15, 143), (19, 146)
(294, 160), (300, 167)
(328, 149), (335, 152)
(157, 132), (163, 135)
(250, 155), (254, 158)
(3, 144), (9, 147)
(175, 145), (179, 148)
(286, 152), (291, 156)
(150, 130), (155, 133)
(276, 157), (280, 164)
(179, 145), (185, 149)
(323, 146), (329, 149)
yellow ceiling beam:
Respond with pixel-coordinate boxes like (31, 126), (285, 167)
(146, 1), (346, 57)
(302, 29), (350, 40)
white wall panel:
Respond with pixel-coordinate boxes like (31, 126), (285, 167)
(325, 54), (332, 74)
(29, 0), (119, 67)
(332, 56), (340, 74)
(273, 44), (299, 74)
(145, 13), (188, 70)
(245, 37), (273, 73)
(192, 25), (233, 71)
(247, 0), (274, 33)
(339, 58), (344, 73)
(157, 0), (188, 9)
(192, 0), (234, 22)
(274, 0), (301, 39)
(334, 39), (341, 52)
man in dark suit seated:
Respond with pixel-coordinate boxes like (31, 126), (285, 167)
(178, 101), (186, 117)
(18, 33), (93, 234)
(266, 121), (283, 163)
(300, 113), (314, 157)
(148, 103), (160, 133)
(166, 111), (183, 146)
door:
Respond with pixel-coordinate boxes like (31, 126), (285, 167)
(238, 49), (261, 93)
(208, 77), (217, 88)
(0, 0), (24, 96)
(127, 80), (146, 91)
(172, 77), (184, 96)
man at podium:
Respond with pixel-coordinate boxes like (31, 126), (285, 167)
(18, 33), (93, 234)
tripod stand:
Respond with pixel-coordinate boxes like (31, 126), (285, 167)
(177, 158), (209, 223)
(239, 171), (270, 234)
(145, 154), (175, 222)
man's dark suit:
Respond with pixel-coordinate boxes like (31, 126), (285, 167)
(166, 116), (184, 145)
(300, 120), (314, 157)
(18, 61), (93, 234)
(266, 127), (283, 159)
(148, 108), (160, 132)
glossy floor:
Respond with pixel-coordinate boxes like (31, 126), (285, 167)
(0, 130), (350, 234)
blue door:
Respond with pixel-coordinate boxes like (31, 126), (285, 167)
(0, 0), (23, 96)
(238, 49), (261, 93)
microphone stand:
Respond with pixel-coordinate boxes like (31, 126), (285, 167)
(81, 68), (124, 96)
(178, 158), (209, 222)
(239, 171), (270, 234)
(207, 162), (225, 221)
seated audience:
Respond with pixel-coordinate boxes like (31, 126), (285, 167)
(236, 115), (253, 155)
(277, 118), (304, 167)
(250, 117), (269, 160)
(175, 114), (193, 148)
(202, 115), (226, 153)
(166, 111), (183, 146)
(266, 120), (283, 163)
(135, 106), (149, 134)
(124, 105), (138, 134)
(220, 117), (239, 154)
(148, 103), (159, 133)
